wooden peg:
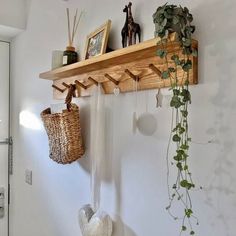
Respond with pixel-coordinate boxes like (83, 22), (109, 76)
(75, 80), (87, 89)
(105, 73), (119, 86)
(149, 64), (162, 77)
(88, 77), (99, 86)
(52, 84), (65, 93)
(125, 69), (139, 81)
(62, 82), (70, 88)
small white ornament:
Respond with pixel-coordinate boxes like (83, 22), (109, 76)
(113, 87), (120, 96)
(156, 88), (163, 108)
(79, 205), (113, 236)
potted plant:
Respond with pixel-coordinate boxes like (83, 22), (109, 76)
(153, 4), (198, 235)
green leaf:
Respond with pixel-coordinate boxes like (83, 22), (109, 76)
(181, 110), (188, 117)
(156, 49), (167, 58)
(171, 55), (180, 65)
(168, 67), (176, 73)
(173, 89), (180, 96)
(174, 154), (182, 161)
(187, 14), (193, 22)
(173, 134), (181, 142)
(181, 89), (191, 102)
(180, 180), (188, 188)
(184, 165), (188, 170)
(182, 59), (192, 72)
(176, 162), (183, 170)
(173, 15), (179, 24)
(182, 226), (187, 231)
(170, 95), (182, 108)
(182, 38), (191, 47)
(185, 208), (193, 218)
(180, 143), (189, 150)
(162, 71), (170, 79)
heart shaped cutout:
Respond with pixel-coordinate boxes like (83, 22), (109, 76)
(79, 204), (113, 236)
(113, 87), (120, 96)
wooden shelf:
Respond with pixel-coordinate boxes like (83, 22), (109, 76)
(39, 34), (198, 99)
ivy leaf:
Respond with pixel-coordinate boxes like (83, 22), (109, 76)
(181, 89), (191, 102)
(180, 180), (188, 188)
(180, 143), (189, 150)
(182, 38), (191, 47)
(171, 55), (180, 65)
(184, 165), (188, 170)
(162, 70), (170, 79)
(185, 208), (193, 218)
(173, 15), (179, 24)
(168, 67), (176, 73)
(176, 162), (183, 170)
(156, 49), (167, 58)
(190, 231), (195, 235)
(170, 95), (182, 108)
(173, 89), (180, 96)
(182, 59), (192, 72)
(173, 134), (181, 142)
(181, 110), (188, 117)
(182, 226), (187, 231)
(174, 154), (182, 161)
(187, 14), (193, 22)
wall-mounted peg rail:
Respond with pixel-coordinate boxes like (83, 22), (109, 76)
(39, 33), (198, 100)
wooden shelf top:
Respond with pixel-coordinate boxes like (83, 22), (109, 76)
(39, 35), (198, 81)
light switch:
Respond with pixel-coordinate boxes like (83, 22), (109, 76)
(25, 169), (32, 185)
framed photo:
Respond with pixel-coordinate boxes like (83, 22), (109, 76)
(84, 20), (111, 59)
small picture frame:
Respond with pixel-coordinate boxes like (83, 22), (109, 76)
(84, 20), (111, 59)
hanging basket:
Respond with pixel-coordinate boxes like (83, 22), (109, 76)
(41, 85), (85, 164)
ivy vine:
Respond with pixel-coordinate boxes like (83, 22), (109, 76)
(153, 4), (198, 235)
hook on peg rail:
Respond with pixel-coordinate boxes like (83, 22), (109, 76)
(75, 80), (87, 89)
(149, 64), (162, 78)
(62, 82), (70, 88)
(88, 77), (99, 86)
(125, 69), (140, 81)
(105, 73), (119, 85)
(52, 84), (66, 93)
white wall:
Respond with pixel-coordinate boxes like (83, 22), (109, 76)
(0, 0), (28, 39)
(10, 0), (236, 236)
(0, 0), (27, 29)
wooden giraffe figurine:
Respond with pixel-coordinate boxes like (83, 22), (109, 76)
(121, 5), (129, 48)
(127, 2), (141, 46)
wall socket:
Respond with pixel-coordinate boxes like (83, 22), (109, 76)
(25, 169), (32, 185)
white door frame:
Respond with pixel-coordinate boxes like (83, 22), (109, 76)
(0, 39), (11, 236)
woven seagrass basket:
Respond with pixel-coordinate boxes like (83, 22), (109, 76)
(41, 85), (84, 164)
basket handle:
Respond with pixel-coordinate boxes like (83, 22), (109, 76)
(65, 84), (76, 111)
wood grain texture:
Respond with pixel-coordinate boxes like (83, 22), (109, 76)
(39, 34), (198, 100)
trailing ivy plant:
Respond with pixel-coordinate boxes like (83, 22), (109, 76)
(153, 4), (198, 235)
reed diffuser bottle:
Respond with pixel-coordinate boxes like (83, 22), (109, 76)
(63, 8), (82, 66)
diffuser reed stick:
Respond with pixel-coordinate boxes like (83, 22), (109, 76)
(66, 8), (83, 47)
(66, 8), (72, 46)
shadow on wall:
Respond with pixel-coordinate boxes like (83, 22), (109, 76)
(193, 0), (236, 235)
